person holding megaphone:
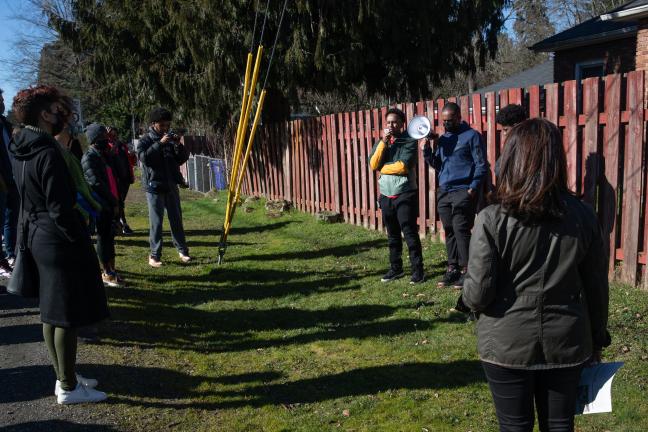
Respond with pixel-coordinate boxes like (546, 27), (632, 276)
(369, 108), (425, 284)
(423, 102), (488, 290)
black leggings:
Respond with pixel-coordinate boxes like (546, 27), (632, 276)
(95, 212), (115, 265)
(482, 362), (582, 432)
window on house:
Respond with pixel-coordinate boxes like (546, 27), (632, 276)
(575, 61), (605, 114)
(575, 61), (605, 82)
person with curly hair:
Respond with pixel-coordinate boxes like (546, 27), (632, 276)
(10, 85), (109, 404)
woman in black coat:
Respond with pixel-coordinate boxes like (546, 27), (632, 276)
(10, 85), (109, 404)
(462, 119), (610, 432)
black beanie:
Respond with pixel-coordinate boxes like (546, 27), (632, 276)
(149, 107), (172, 123)
(85, 123), (107, 144)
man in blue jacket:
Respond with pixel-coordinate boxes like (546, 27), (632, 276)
(424, 102), (487, 289)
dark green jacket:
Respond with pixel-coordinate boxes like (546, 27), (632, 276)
(368, 133), (418, 196)
(462, 193), (611, 369)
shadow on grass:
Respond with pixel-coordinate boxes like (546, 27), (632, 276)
(0, 323), (42, 346)
(226, 239), (384, 262)
(2, 361), (484, 410)
(1, 420), (121, 432)
(98, 299), (440, 353)
(114, 267), (373, 301)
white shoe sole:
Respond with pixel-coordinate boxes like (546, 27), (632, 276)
(380, 272), (405, 283)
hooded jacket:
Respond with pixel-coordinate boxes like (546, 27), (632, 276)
(137, 127), (189, 194)
(81, 145), (118, 211)
(10, 126), (84, 244)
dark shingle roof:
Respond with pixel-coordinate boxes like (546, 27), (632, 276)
(531, 1), (647, 52)
(475, 59), (554, 94)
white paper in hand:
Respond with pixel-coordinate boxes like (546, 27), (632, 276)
(575, 362), (624, 415)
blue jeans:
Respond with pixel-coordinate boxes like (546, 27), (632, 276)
(146, 185), (188, 259)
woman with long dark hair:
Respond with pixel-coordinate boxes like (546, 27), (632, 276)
(10, 85), (109, 404)
(462, 118), (610, 431)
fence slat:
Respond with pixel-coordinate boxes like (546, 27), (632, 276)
(471, 94), (483, 133)
(582, 77), (600, 205)
(486, 92), (497, 183)
(621, 71), (644, 285)
(352, 111), (361, 225)
(529, 85), (540, 118)
(359, 109), (369, 228)
(338, 113), (348, 220)
(344, 112), (355, 224)
(602, 73), (621, 275)
(545, 83), (559, 125)
(563, 80), (579, 192)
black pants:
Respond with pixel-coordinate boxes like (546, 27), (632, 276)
(379, 191), (423, 272)
(118, 182), (131, 224)
(437, 189), (476, 268)
(95, 211), (116, 265)
(482, 362), (582, 432)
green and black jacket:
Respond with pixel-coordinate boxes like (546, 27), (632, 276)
(368, 132), (418, 196)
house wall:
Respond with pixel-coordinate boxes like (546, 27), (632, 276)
(636, 19), (648, 71)
(553, 37), (636, 82)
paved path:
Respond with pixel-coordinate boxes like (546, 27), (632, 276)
(0, 285), (121, 432)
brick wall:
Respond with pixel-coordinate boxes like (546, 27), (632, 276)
(553, 37), (636, 82)
(636, 19), (648, 71)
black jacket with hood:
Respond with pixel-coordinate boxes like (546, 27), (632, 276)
(10, 126), (109, 327)
(81, 145), (118, 211)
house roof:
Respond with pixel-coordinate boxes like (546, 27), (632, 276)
(475, 59), (554, 95)
(601, 0), (648, 21)
(531, 1), (647, 52)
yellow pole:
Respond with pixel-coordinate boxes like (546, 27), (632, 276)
(224, 45), (264, 231)
(223, 53), (253, 230)
(230, 45), (264, 189)
(224, 89), (267, 234)
(229, 53), (253, 191)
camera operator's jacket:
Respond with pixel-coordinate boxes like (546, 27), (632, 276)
(368, 132), (418, 197)
(137, 127), (189, 194)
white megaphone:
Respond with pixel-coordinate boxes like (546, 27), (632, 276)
(407, 115), (432, 140)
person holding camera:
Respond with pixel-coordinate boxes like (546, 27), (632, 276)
(137, 107), (190, 268)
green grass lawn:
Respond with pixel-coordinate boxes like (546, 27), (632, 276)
(81, 186), (648, 431)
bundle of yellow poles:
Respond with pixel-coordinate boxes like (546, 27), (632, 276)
(219, 46), (268, 264)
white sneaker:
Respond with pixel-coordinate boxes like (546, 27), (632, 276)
(54, 374), (99, 396)
(179, 253), (192, 263)
(57, 382), (107, 404)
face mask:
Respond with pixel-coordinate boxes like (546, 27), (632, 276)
(95, 138), (110, 151)
(49, 111), (65, 136)
(444, 120), (459, 133)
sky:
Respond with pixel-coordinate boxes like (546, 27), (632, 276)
(0, 0), (52, 112)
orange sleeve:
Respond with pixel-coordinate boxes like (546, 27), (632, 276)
(380, 161), (408, 175)
(369, 141), (387, 170)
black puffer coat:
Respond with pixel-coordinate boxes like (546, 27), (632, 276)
(81, 145), (117, 211)
(10, 126), (109, 327)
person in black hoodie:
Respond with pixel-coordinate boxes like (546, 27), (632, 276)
(10, 85), (109, 404)
(82, 123), (120, 287)
(137, 107), (190, 268)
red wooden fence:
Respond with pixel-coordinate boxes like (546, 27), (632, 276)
(243, 72), (648, 288)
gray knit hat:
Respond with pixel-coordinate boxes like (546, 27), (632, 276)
(85, 123), (107, 144)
